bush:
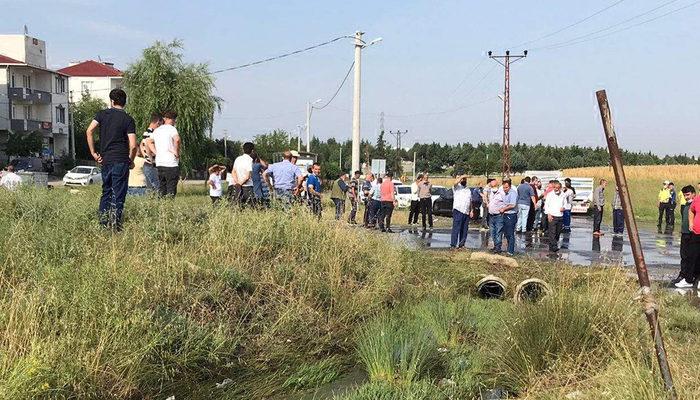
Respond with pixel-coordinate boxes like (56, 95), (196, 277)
(490, 271), (642, 394)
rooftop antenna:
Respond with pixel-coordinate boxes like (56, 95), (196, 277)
(23, 25), (29, 35)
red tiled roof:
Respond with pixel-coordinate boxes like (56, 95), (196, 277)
(57, 60), (122, 77)
(0, 54), (23, 64)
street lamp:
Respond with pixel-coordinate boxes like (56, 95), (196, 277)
(306, 98), (323, 152)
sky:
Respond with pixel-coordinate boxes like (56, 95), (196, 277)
(2, 0), (699, 155)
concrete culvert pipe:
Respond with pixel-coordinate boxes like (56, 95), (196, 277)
(475, 275), (507, 300)
(514, 278), (551, 303)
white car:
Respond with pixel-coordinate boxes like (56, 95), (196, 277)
(63, 166), (102, 186)
(395, 185), (412, 208)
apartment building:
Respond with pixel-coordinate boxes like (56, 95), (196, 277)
(0, 34), (70, 161)
(58, 60), (123, 105)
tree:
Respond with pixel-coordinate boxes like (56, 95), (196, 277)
(5, 131), (43, 157)
(510, 151), (528, 173)
(72, 93), (107, 160)
(374, 131), (388, 160)
(253, 130), (291, 161)
(123, 40), (222, 171)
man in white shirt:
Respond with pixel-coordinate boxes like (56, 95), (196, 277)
(231, 142), (255, 205)
(544, 180), (567, 253)
(0, 165), (22, 190)
(149, 111), (180, 197)
(451, 175), (473, 249)
(408, 174), (422, 226)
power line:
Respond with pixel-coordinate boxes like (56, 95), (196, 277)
(385, 65), (498, 118)
(217, 110), (304, 120)
(532, 0), (682, 51)
(540, 0), (700, 51)
(211, 36), (348, 74)
(314, 60), (355, 110)
(448, 58), (485, 97)
(384, 96), (498, 118)
(508, 0), (628, 48)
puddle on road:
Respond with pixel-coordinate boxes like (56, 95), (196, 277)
(398, 217), (681, 281)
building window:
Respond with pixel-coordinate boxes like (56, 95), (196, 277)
(81, 80), (93, 94)
(22, 75), (31, 89)
(11, 105), (16, 119)
(55, 106), (66, 124)
(55, 76), (65, 93)
(23, 105), (32, 120)
(11, 74), (15, 88)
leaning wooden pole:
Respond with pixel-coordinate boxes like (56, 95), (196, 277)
(596, 90), (677, 399)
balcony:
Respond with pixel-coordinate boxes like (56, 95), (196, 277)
(30, 90), (52, 104)
(7, 88), (53, 104)
(10, 119), (52, 133)
(8, 87), (32, 102)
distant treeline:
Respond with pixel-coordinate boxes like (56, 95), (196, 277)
(206, 129), (697, 179)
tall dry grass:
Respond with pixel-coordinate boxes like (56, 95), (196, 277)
(2, 186), (700, 399)
(564, 164), (700, 184)
(565, 164), (700, 223)
(0, 187), (405, 399)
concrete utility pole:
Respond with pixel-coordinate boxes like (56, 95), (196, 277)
(223, 129), (228, 159)
(389, 129), (407, 174)
(297, 124), (302, 152)
(413, 151), (416, 180)
(68, 90), (75, 160)
(351, 31), (364, 173)
(306, 101), (311, 152)
(488, 50), (527, 177)
(306, 98), (322, 152)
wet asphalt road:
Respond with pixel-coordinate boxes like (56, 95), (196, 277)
(396, 216), (682, 282)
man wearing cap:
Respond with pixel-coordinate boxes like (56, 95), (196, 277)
(330, 172), (349, 220)
(264, 150), (303, 204)
(658, 181), (672, 230)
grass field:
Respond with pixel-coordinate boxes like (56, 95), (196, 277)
(565, 165), (700, 224)
(1, 186), (700, 399)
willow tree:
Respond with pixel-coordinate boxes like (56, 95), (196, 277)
(123, 40), (222, 171)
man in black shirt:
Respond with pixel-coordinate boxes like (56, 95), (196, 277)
(86, 89), (137, 231)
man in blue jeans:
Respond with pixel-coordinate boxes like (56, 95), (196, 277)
(488, 179), (518, 255)
(451, 175), (473, 248)
(515, 176), (536, 233)
(86, 89), (137, 231)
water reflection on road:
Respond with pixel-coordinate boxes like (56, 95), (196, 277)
(399, 217), (681, 281)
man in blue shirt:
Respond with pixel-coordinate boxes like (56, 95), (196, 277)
(264, 151), (303, 204)
(488, 179), (518, 255)
(515, 176), (537, 233)
(306, 162), (323, 219)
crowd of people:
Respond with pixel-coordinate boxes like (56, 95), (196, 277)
(4, 88), (699, 290)
(448, 176), (614, 256)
